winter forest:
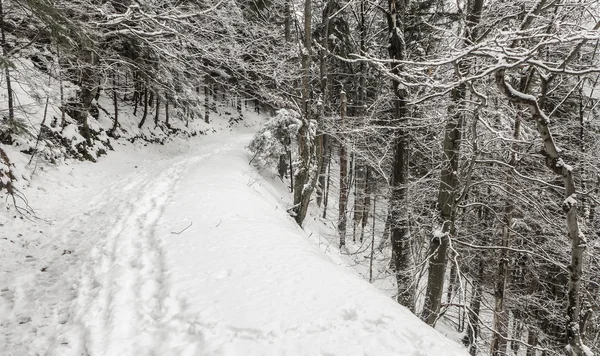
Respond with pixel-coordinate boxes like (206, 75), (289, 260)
(0, 0), (599, 355)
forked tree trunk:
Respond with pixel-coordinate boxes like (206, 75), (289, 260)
(495, 66), (588, 355)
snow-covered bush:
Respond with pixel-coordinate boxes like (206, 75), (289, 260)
(248, 108), (301, 174)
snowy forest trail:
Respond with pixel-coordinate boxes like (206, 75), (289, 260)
(3, 131), (467, 356)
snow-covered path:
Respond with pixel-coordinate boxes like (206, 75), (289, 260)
(3, 132), (467, 356)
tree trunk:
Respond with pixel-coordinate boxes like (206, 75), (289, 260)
(353, 160), (366, 241)
(165, 101), (170, 127)
(57, 45), (66, 129)
(138, 86), (149, 129)
(464, 256), (484, 355)
(338, 89), (349, 247)
(153, 94), (160, 127)
(526, 328), (538, 356)
(204, 84), (210, 123)
(361, 167), (372, 243)
(387, 0), (413, 311)
(316, 0), (331, 208)
(0, 0), (14, 127)
(491, 105), (522, 356)
(322, 149), (332, 218)
(422, 0), (484, 325)
(495, 66), (588, 356)
(316, 135), (329, 207)
(111, 72), (118, 132)
(284, 0), (291, 42)
(292, 0), (320, 226)
(490, 225), (510, 356)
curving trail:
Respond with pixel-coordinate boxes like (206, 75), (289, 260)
(3, 132), (467, 356)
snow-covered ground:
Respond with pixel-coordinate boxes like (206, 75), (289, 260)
(1, 123), (468, 355)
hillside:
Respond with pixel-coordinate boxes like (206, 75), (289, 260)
(1, 103), (467, 355)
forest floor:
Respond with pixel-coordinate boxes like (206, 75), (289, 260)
(0, 124), (468, 355)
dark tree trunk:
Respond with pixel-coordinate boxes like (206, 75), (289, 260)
(0, 0), (14, 126)
(165, 101), (170, 127)
(111, 73), (118, 132)
(154, 95), (160, 127)
(138, 86), (149, 129)
(322, 148), (332, 218)
(338, 90), (349, 247)
(422, 0), (484, 325)
(360, 167), (372, 243)
(204, 84), (210, 123)
(387, 0), (413, 311)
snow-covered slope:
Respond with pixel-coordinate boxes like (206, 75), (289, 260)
(2, 128), (466, 355)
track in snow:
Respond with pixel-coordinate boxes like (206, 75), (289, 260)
(4, 133), (467, 356)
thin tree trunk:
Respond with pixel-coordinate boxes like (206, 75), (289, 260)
(0, 0), (14, 127)
(284, 0), (291, 42)
(138, 86), (149, 129)
(491, 107), (521, 356)
(526, 328), (538, 356)
(316, 0), (331, 208)
(111, 72), (118, 132)
(338, 89), (348, 247)
(464, 256), (484, 356)
(154, 94), (160, 127)
(369, 194), (377, 283)
(316, 135), (329, 207)
(133, 73), (140, 116)
(204, 84), (210, 123)
(322, 149), (332, 218)
(165, 101), (170, 127)
(353, 160), (366, 241)
(361, 167), (372, 242)
(58, 46), (66, 128)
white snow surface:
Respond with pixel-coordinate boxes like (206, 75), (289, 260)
(2, 130), (467, 356)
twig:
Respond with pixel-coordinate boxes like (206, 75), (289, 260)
(171, 221), (192, 234)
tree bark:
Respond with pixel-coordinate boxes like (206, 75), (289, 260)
(138, 86), (149, 129)
(0, 0), (14, 127)
(292, 0), (321, 226)
(153, 94), (160, 127)
(316, 0), (332, 208)
(495, 67), (587, 356)
(338, 89), (348, 247)
(422, 0), (484, 325)
(387, 0), (413, 311)
(111, 72), (118, 132)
